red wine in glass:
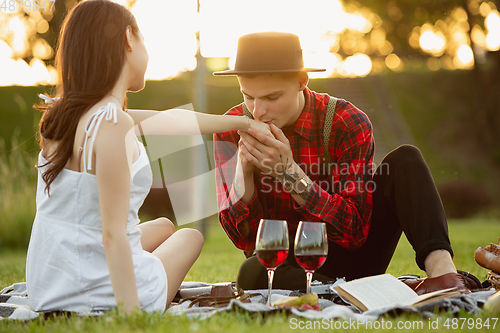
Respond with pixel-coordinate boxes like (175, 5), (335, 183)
(255, 219), (289, 305)
(295, 254), (327, 271)
(294, 221), (328, 294)
(256, 249), (289, 269)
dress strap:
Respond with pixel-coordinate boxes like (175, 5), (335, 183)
(77, 134), (86, 173)
(39, 93), (60, 104)
(81, 103), (118, 173)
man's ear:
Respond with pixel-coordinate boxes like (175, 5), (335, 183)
(125, 26), (133, 51)
(298, 72), (309, 91)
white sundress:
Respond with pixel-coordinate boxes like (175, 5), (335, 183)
(26, 103), (168, 313)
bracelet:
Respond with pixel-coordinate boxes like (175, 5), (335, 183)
(282, 173), (313, 201)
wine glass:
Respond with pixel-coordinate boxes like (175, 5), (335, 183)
(255, 219), (289, 306)
(294, 221), (328, 294)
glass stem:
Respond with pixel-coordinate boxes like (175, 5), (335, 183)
(267, 268), (275, 306)
(306, 271), (313, 294)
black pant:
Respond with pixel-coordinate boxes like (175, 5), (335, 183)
(237, 145), (454, 291)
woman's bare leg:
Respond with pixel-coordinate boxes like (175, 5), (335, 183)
(138, 217), (175, 252)
(152, 228), (204, 307)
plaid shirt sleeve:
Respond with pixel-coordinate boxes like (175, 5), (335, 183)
(213, 106), (264, 251)
(293, 101), (374, 249)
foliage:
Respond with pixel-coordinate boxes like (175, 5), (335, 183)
(0, 85), (43, 152)
(0, 133), (37, 249)
(439, 181), (493, 218)
(1, 69), (499, 245)
(355, 0), (500, 158)
(379, 70), (500, 206)
(355, 0), (496, 56)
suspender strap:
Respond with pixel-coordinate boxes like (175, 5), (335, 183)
(323, 96), (337, 169)
(242, 102), (253, 119)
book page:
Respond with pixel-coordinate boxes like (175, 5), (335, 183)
(413, 287), (460, 306)
(335, 274), (418, 311)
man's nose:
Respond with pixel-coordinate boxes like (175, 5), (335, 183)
(252, 99), (267, 120)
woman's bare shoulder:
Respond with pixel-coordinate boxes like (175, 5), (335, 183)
(92, 106), (135, 142)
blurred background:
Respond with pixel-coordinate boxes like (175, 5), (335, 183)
(1, 0), (499, 248)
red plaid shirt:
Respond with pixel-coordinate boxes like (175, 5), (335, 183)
(214, 88), (374, 252)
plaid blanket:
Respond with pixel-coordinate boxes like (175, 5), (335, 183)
(0, 283), (38, 321)
(1, 282), (496, 321)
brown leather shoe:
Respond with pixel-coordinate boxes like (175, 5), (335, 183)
(400, 270), (481, 295)
(399, 277), (422, 291)
(412, 272), (470, 295)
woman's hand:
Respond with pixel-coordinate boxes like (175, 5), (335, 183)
(244, 119), (274, 138)
(117, 301), (141, 316)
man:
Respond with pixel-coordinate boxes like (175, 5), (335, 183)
(213, 32), (476, 294)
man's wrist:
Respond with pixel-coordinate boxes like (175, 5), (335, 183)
(242, 167), (255, 179)
(280, 166), (313, 201)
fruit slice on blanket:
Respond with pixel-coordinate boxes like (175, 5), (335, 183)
(271, 292), (321, 310)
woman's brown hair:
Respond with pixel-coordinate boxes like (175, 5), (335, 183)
(36, 0), (139, 193)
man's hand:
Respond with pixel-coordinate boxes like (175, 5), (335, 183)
(239, 124), (295, 179)
(237, 137), (256, 175)
(234, 123), (273, 203)
(237, 120), (273, 176)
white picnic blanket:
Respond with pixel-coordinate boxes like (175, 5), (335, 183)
(1, 282), (495, 321)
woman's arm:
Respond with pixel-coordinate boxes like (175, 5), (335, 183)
(127, 108), (271, 136)
(95, 111), (141, 314)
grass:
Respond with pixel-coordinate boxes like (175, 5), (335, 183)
(1, 218), (500, 332)
(184, 219), (243, 283)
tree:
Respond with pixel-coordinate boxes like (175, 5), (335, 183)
(44, 0), (81, 53)
(355, 0), (500, 161)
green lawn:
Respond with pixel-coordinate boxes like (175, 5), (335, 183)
(1, 218), (499, 332)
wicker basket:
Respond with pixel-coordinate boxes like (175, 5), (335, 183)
(488, 271), (500, 290)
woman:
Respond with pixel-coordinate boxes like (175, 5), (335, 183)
(27, 0), (270, 315)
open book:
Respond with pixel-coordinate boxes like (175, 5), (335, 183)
(333, 273), (460, 312)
